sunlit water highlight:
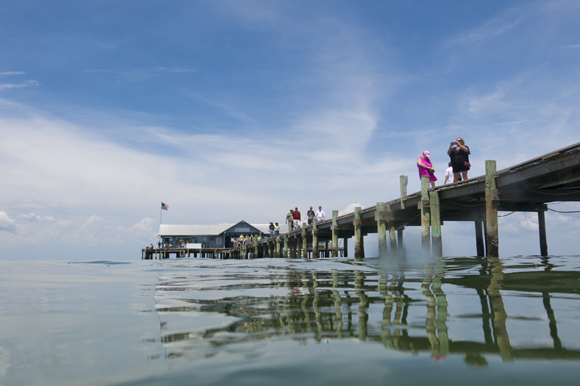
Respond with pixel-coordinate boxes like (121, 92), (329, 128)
(1, 255), (579, 385)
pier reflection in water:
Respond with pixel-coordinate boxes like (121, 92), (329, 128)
(153, 255), (580, 373)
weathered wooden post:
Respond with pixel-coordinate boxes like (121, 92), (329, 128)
(538, 208), (548, 257)
(400, 175), (407, 210)
(284, 234), (288, 258)
(376, 202), (388, 257)
(430, 190), (442, 257)
(312, 219), (319, 259)
(343, 237), (348, 257)
(387, 204), (397, 253)
(397, 228), (404, 251)
(475, 221), (485, 257)
(354, 207), (364, 258)
(302, 223), (308, 259)
(485, 160), (499, 257)
(332, 210), (339, 257)
(420, 175), (431, 252)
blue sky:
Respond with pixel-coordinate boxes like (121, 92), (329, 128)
(1, 0), (580, 259)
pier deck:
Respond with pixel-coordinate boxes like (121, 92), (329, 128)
(144, 142), (580, 260)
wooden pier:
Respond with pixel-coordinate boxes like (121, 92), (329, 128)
(143, 142), (580, 260)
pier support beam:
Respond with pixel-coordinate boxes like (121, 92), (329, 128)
(538, 210), (548, 257)
(430, 190), (442, 257)
(332, 210), (339, 257)
(313, 219), (319, 259)
(420, 176), (431, 252)
(284, 234), (288, 258)
(344, 238), (348, 257)
(400, 175), (407, 210)
(397, 227), (404, 250)
(302, 223), (308, 259)
(354, 207), (364, 258)
(376, 202), (388, 257)
(475, 221), (485, 257)
(485, 160), (499, 257)
(387, 205), (397, 254)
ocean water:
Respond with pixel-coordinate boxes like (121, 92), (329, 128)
(1, 254), (579, 386)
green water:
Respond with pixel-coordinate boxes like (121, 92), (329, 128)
(1, 255), (579, 385)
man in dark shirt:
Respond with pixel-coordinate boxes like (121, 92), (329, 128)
(307, 206), (315, 225)
(292, 207), (301, 230)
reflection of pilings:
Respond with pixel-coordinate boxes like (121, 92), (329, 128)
(432, 257), (449, 355)
(421, 270), (438, 354)
(355, 271), (368, 341)
(542, 292), (563, 350)
(311, 271), (323, 340)
(378, 274), (395, 348)
(487, 257), (513, 362)
(477, 288), (494, 345)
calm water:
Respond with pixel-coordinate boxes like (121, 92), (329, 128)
(1, 254), (579, 386)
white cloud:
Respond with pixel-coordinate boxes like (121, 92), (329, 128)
(18, 213), (56, 222)
(153, 67), (196, 73)
(0, 80), (38, 90)
(0, 212), (16, 233)
(339, 203), (364, 216)
(0, 71), (25, 76)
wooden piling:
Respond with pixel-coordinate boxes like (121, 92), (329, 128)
(332, 210), (339, 257)
(354, 207), (364, 258)
(430, 190), (442, 257)
(387, 205), (397, 253)
(400, 175), (407, 210)
(475, 221), (485, 257)
(485, 160), (499, 257)
(344, 237), (348, 257)
(302, 223), (308, 259)
(420, 175), (431, 252)
(313, 219), (319, 258)
(538, 209), (548, 257)
(283, 234), (288, 258)
(376, 202), (388, 256)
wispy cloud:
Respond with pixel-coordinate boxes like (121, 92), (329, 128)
(0, 80), (38, 90)
(85, 67), (195, 81)
(0, 71), (25, 76)
(559, 44), (580, 48)
(446, 16), (521, 45)
(153, 67), (196, 73)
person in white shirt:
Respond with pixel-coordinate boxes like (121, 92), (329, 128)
(444, 162), (454, 185)
(316, 206), (326, 222)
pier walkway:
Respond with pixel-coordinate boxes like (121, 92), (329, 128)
(143, 142), (580, 260)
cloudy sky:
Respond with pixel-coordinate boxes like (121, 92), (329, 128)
(1, 0), (579, 260)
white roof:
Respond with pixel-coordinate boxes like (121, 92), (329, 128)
(159, 222), (290, 236)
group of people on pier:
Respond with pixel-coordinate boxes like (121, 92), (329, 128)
(237, 234), (261, 246)
(417, 137), (471, 188)
(284, 206), (326, 231)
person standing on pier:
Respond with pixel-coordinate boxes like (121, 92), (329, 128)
(292, 207), (302, 229)
(286, 209), (294, 230)
(444, 162), (453, 184)
(274, 222), (280, 235)
(417, 151), (437, 188)
(316, 206), (326, 222)
(269, 222), (275, 237)
(448, 137), (471, 183)
(307, 207), (315, 225)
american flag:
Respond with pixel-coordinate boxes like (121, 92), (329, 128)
(161, 202), (169, 210)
